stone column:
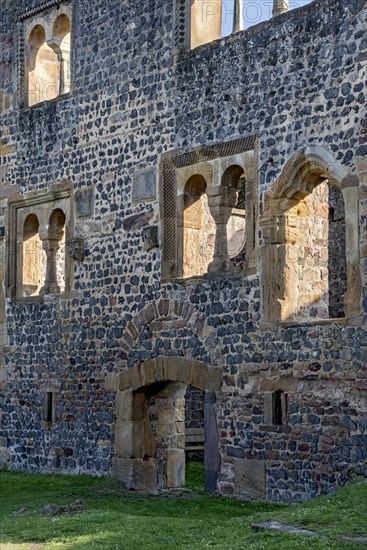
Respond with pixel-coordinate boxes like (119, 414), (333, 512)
(260, 204), (300, 323)
(40, 239), (61, 295)
(47, 40), (70, 96)
(273, 0), (289, 17)
(208, 196), (232, 272)
(232, 0), (244, 33)
(58, 51), (70, 95)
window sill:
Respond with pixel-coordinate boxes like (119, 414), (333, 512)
(280, 317), (347, 328)
(13, 290), (78, 306)
(41, 421), (56, 429)
(21, 91), (72, 112)
(170, 266), (258, 286)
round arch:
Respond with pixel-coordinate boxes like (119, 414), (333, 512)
(261, 145), (361, 323)
(271, 145), (350, 200)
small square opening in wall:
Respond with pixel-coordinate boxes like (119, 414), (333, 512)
(264, 391), (288, 426)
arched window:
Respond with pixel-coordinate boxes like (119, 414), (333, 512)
(40, 209), (66, 295)
(223, 165), (247, 269)
(22, 213), (45, 296)
(162, 137), (258, 280)
(8, 189), (73, 300)
(183, 175), (215, 277)
(27, 24), (58, 106)
(25, 10), (72, 107)
(261, 146), (359, 323)
(50, 14), (71, 95)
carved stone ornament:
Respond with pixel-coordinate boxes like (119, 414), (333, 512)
(67, 238), (85, 261)
(142, 226), (159, 252)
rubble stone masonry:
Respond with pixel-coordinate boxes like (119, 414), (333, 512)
(0, 0), (366, 502)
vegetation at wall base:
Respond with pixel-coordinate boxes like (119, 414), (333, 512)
(0, 468), (366, 550)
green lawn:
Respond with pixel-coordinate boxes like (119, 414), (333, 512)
(0, 464), (366, 550)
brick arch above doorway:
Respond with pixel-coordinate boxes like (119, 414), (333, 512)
(119, 299), (207, 356)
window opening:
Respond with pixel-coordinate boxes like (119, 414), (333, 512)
(273, 390), (287, 426)
(22, 213), (46, 297)
(189, 1), (314, 49)
(43, 391), (56, 424)
(183, 175), (215, 277)
(264, 390), (288, 425)
(27, 24), (58, 106)
(25, 10), (71, 106)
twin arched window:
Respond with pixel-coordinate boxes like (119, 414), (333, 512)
(181, 164), (249, 278)
(26, 12), (71, 106)
(22, 209), (66, 297)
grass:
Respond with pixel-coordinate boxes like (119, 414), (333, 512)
(185, 460), (205, 492)
(0, 465), (366, 550)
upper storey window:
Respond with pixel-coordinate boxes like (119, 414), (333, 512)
(188, 0), (313, 49)
(24, 5), (71, 106)
(190, 0), (223, 49)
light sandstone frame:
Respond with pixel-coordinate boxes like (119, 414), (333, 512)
(260, 145), (361, 325)
(176, 0), (290, 51)
(188, 0), (222, 49)
(22, 2), (72, 107)
(6, 183), (73, 301)
(160, 135), (259, 280)
(111, 357), (222, 492)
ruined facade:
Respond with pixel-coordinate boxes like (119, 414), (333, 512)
(0, 0), (366, 503)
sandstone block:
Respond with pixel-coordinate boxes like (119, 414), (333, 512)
(166, 449), (185, 488)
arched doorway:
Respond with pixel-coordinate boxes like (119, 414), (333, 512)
(111, 358), (221, 492)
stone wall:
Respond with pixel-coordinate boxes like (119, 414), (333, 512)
(0, 0), (366, 501)
(185, 385), (205, 430)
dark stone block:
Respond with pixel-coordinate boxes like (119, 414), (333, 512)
(123, 209), (154, 231)
(75, 187), (95, 218)
(227, 446), (245, 459)
(132, 167), (157, 203)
